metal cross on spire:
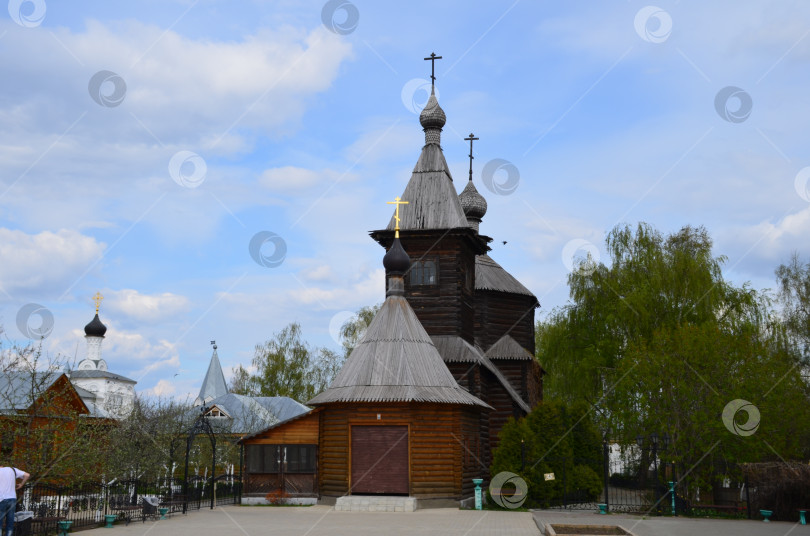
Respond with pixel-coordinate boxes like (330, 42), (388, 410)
(92, 291), (103, 314)
(464, 133), (479, 182)
(387, 196), (409, 238)
(423, 52), (442, 88)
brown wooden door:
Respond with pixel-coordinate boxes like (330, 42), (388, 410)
(351, 425), (409, 495)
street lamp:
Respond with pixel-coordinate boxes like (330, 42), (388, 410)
(637, 432), (670, 489)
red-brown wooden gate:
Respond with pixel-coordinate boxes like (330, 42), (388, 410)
(350, 425), (409, 495)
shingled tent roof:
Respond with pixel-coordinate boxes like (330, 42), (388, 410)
(431, 335), (530, 414)
(308, 295), (490, 408)
(484, 334), (534, 361)
(194, 347), (229, 406)
(475, 254), (536, 299)
(385, 90), (469, 232)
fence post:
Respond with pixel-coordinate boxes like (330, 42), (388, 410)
(745, 475), (751, 519)
(521, 440), (526, 472)
(602, 440), (610, 513)
(562, 458), (567, 509)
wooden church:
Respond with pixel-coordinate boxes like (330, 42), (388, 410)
(240, 56), (543, 507)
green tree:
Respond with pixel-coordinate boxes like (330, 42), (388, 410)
(339, 304), (381, 357)
(535, 223), (810, 502)
(246, 322), (342, 401)
(775, 253), (810, 363)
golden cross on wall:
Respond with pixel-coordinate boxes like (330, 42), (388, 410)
(387, 196), (409, 238)
(92, 291), (103, 314)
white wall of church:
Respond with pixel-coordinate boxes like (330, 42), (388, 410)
(72, 377), (136, 418)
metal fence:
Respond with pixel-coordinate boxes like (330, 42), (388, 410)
(14, 475), (242, 536)
(525, 445), (751, 517)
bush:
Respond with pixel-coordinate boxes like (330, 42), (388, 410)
(490, 399), (603, 508)
(570, 465), (602, 502)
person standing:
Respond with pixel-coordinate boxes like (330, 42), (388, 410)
(0, 466), (29, 536)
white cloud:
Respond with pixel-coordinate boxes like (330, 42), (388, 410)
(104, 288), (190, 324)
(145, 379), (176, 397)
(0, 228), (105, 297)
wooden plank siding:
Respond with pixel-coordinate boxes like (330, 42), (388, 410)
(246, 411), (320, 444)
(474, 290), (537, 355)
(318, 402), (483, 499)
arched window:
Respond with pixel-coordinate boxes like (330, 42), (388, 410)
(409, 260), (437, 286)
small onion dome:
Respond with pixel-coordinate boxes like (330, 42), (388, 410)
(419, 88), (446, 130)
(84, 314), (107, 337)
(459, 179), (488, 221)
(383, 237), (410, 274)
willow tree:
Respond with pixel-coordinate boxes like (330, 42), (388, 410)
(536, 223), (809, 499)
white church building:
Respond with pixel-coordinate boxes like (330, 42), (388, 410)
(68, 294), (136, 418)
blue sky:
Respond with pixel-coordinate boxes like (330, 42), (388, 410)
(1, 1), (808, 399)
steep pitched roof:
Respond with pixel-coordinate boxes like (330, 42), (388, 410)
(0, 371), (60, 411)
(386, 145), (469, 231)
(475, 254), (536, 298)
(195, 348), (229, 406)
(484, 334), (534, 361)
(308, 295), (490, 408)
(430, 335), (530, 414)
(0, 372), (90, 415)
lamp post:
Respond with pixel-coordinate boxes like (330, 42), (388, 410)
(601, 426), (611, 514)
(183, 405), (217, 513)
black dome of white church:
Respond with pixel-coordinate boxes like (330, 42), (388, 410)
(240, 54), (544, 509)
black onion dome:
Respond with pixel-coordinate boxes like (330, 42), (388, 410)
(419, 88), (446, 130)
(459, 179), (487, 220)
(84, 314), (107, 337)
(383, 237), (410, 274)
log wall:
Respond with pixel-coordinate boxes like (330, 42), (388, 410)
(318, 402), (482, 499)
(474, 290), (537, 354)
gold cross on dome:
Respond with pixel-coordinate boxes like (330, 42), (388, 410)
(92, 291), (104, 314)
(386, 196), (409, 238)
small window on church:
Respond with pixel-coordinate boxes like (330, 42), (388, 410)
(409, 260), (438, 286)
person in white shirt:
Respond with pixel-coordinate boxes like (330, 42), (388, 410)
(0, 467), (29, 536)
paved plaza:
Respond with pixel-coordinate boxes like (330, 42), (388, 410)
(74, 505), (804, 536)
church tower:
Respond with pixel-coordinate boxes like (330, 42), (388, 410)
(78, 291), (109, 372)
(369, 59), (489, 343)
(70, 292), (137, 417)
(370, 54), (540, 465)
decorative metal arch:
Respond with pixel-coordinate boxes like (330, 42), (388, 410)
(183, 405), (216, 513)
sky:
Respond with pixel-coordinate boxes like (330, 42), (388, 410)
(1, 1), (808, 400)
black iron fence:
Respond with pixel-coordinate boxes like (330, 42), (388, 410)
(14, 475), (241, 536)
(525, 447), (750, 518)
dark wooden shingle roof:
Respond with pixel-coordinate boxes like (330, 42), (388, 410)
(484, 334), (534, 361)
(475, 254), (536, 298)
(430, 335), (530, 413)
(385, 143), (469, 231)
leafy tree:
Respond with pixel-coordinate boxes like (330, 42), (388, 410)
(535, 223), (810, 502)
(101, 395), (192, 481)
(339, 304), (381, 357)
(228, 365), (252, 395)
(242, 322), (342, 402)
(775, 253), (810, 362)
